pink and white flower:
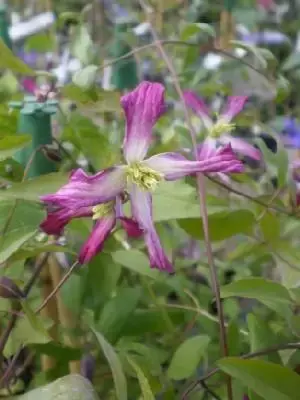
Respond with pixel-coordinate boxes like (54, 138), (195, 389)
(40, 82), (244, 272)
(183, 90), (261, 162)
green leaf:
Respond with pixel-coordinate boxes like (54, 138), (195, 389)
(0, 200), (44, 261)
(63, 113), (116, 170)
(20, 300), (51, 340)
(8, 243), (76, 263)
(282, 52), (300, 71)
(61, 84), (121, 111)
(5, 311), (52, 357)
(276, 147), (289, 187)
(97, 287), (141, 343)
(0, 172), (69, 202)
(91, 328), (127, 400)
(178, 210), (255, 241)
(221, 278), (292, 316)
(167, 335), (210, 380)
(122, 309), (185, 335)
(231, 40), (267, 69)
(127, 356), (155, 400)
(247, 314), (281, 364)
(72, 65), (99, 89)
(259, 211), (281, 243)
(14, 374), (99, 400)
(227, 321), (243, 356)
(84, 253), (121, 306)
(152, 181), (226, 222)
(25, 33), (56, 53)
(70, 24), (95, 65)
(0, 228), (36, 265)
(218, 358), (300, 400)
(180, 23), (216, 41)
(0, 135), (31, 161)
(0, 39), (35, 75)
(112, 250), (160, 279)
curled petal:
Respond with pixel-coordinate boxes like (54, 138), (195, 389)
(119, 217), (143, 238)
(121, 81), (166, 163)
(183, 90), (212, 129)
(40, 206), (92, 236)
(221, 135), (261, 160)
(130, 184), (173, 273)
(220, 96), (248, 122)
(197, 137), (218, 159)
(40, 167), (126, 209)
(79, 214), (116, 264)
(144, 145), (243, 179)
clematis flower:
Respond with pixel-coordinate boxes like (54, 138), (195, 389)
(257, 0), (275, 11)
(282, 117), (300, 149)
(40, 81), (244, 272)
(183, 90), (261, 162)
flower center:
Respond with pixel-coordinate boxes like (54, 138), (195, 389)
(126, 162), (163, 191)
(92, 201), (114, 220)
(209, 120), (235, 138)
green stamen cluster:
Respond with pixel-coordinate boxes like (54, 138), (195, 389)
(209, 121), (235, 138)
(126, 162), (163, 191)
(92, 201), (114, 220)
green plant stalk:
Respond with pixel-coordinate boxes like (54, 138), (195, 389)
(142, 277), (174, 333)
(137, 1), (233, 399)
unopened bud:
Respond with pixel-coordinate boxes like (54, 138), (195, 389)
(41, 146), (62, 163)
(0, 277), (24, 300)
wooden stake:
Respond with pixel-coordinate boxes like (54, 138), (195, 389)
(48, 255), (81, 374)
(39, 263), (59, 372)
(219, 10), (235, 50)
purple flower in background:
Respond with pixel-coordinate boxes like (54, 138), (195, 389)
(241, 31), (289, 46)
(17, 51), (38, 67)
(257, 0), (275, 10)
(21, 78), (37, 94)
(183, 90), (261, 161)
(282, 117), (300, 149)
(40, 82), (243, 272)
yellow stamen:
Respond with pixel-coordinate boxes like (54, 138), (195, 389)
(92, 201), (114, 220)
(209, 120), (236, 138)
(126, 162), (163, 191)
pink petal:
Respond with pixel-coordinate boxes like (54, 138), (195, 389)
(22, 78), (37, 94)
(40, 206), (92, 235)
(221, 135), (261, 160)
(119, 217), (143, 238)
(130, 184), (173, 273)
(121, 81), (166, 163)
(197, 137), (218, 159)
(144, 145), (244, 179)
(220, 96), (248, 122)
(183, 90), (212, 128)
(78, 214), (116, 264)
(40, 167), (126, 209)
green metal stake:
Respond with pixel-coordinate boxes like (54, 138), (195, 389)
(110, 23), (139, 91)
(0, 4), (12, 49)
(10, 97), (58, 178)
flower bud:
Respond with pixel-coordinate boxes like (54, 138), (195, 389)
(0, 277), (24, 300)
(41, 146), (62, 163)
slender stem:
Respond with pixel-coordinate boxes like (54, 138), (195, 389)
(143, 278), (174, 333)
(207, 175), (294, 216)
(98, 40), (271, 81)
(35, 260), (79, 315)
(182, 342), (300, 398)
(47, 255), (81, 374)
(137, 2), (232, 399)
(0, 254), (49, 364)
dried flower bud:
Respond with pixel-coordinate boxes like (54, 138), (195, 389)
(0, 277), (24, 300)
(41, 146), (62, 163)
(80, 353), (95, 382)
